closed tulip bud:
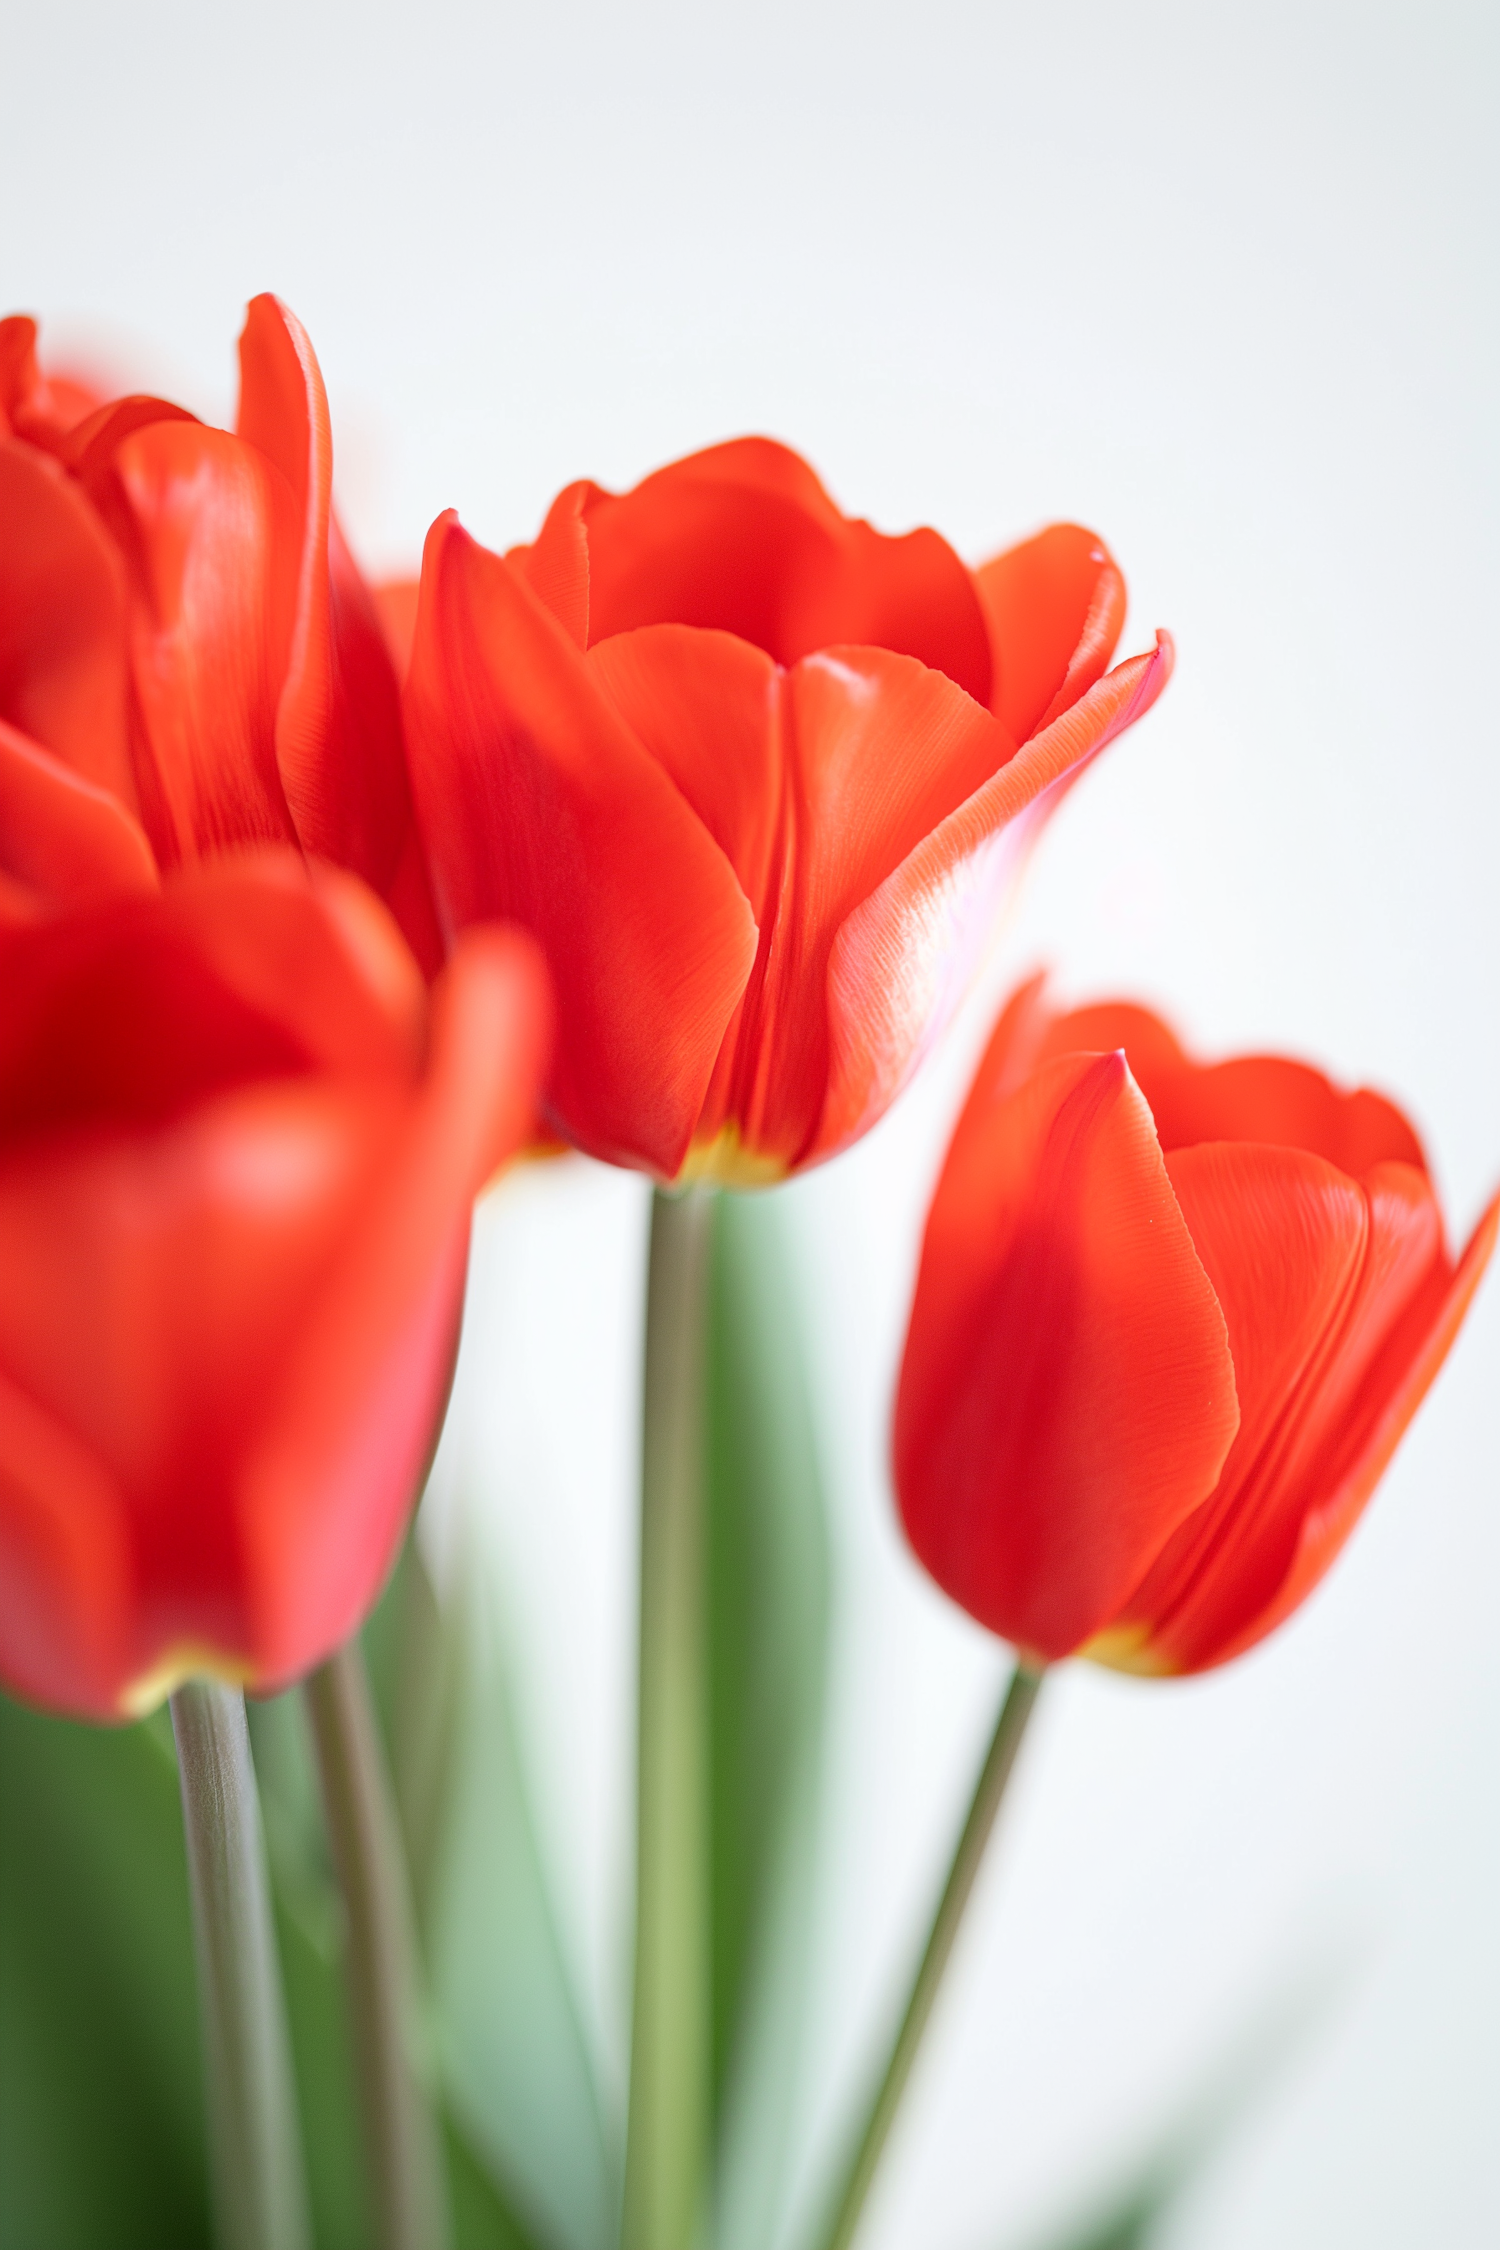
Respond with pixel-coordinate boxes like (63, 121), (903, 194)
(895, 979), (1497, 1673)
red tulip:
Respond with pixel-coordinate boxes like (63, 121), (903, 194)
(403, 441), (1171, 1183)
(895, 980), (1497, 1672)
(0, 300), (439, 967)
(0, 856), (549, 1721)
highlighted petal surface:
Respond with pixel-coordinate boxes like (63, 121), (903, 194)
(405, 515), (757, 1176)
(976, 522), (1126, 741)
(896, 1049), (1238, 1658)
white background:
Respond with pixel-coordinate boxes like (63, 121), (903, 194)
(7, 3), (1497, 2244)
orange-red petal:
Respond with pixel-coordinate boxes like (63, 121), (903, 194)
(404, 514), (757, 1177)
(0, 858), (422, 1143)
(1028, 999), (1428, 1176)
(0, 867), (546, 1715)
(0, 316), (101, 449)
(976, 523), (1126, 742)
(1116, 1142), (1379, 1668)
(895, 1049), (1239, 1658)
(109, 417), (302, 862)
(817, 634), (1173, 1162)
(579, 438), (994, 703)
(236, 297), (441, 966)
(0, 1364), (133, 1718)
(241, 924), (550, 1684)
(0, 717), (158, 916)
(586, 631), (1015, 1172)
(0, 437), (136, 807)
(508, 479), (592, 650)
(1207, 1185), (1497, 1667)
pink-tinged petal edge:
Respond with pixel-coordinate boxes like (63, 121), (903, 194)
(816, 633), (1172, 1160)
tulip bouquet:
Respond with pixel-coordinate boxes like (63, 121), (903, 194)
(0, 296), (1492, 2250)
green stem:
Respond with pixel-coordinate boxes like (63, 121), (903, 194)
(170, 1680), (312, 2250)
(818, 1662), (1045, 2250)
(305, 1638), (452, 2250)
(622, 1184), (715, 2250)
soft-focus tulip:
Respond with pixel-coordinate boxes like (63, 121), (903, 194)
(0, 300), (439, 966)
(0, 855), (549, 1721)
(403, 441), (1172, 1183)
(895, 980), (1497, 1673)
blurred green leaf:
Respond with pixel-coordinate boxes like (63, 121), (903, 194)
(0, 1694), (208, 2249)
(0, 1544), (552, 2250)
(1037, 2183), (1170, 2250)
(445, 2114), (545, 2250)
(706, 1190), (832, 2250)
(411, 1529), (613, 2250)
(257, 1556), (548, 2250)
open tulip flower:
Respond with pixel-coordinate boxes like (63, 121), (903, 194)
(896, 979), (1498, 1674)
(0, 299), (440, 966)
(402, 440), (1172, 1183)
(0, 855), (548, 1722)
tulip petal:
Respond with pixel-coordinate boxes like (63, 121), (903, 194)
(109, 418), (302, 861)
(585, 623), (781, 916)
(1209, 1184), (1497, 1667)
(0, 716), (158, 914)
(0, 1365), (132, 1718)
(579, 438), (994, 702)
(0, 315), (100, 449)
(976, 523), (1126, 742)
(0, 317), (39, 435)
(1033, 999), (1192, 1085)
(0, 866), (493, 1707)
(374, 578), (421, 678)
(236, 297), (441, 963)
(0, 1078), (412, 1680)
(895, 1049), (1239, 1659)
(508, 479), (592, 649)
(1029, 999), (1428, 1176)
(1141, 1050), (1423, 1174)
(1116, 1141), (1373, 1669)
(0, 438), (136, 806)
(589, 632), (1009, 1167)
(63, 393), (199, 479)
(819, 634), (1172, 1161)
(0, 862), (422, 1143)
(241, 926), (550, 1682)
(404, 514), (757, 1176)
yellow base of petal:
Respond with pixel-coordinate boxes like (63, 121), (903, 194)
(1079, 1621), (1178, 1677)
(120, 1642), (255, 1719)
(674, 1126), (788, 1191)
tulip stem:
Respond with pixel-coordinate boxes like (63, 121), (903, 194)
(170, 1679), (313, 2250)
(306, 1638), (453, 2250)
(817, 1661), (1045, 2250)
(622, 1184), (716, 2250)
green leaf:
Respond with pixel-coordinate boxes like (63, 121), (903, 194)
(411, 1528), (615, 2250)
(0, 1547), (550, 2250)
(705, 1189), (832, 2250)
(445, 2114), (546, 2250)
(254, 1555), (551, 2250)
(0, 1693), (209, 2249)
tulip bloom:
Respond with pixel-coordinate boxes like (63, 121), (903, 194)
(0, 856), (548, 1722)
(896, 981), (1497, 1673)
(403, 441), (1171, 1183)
(0, 299), (438, 965)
